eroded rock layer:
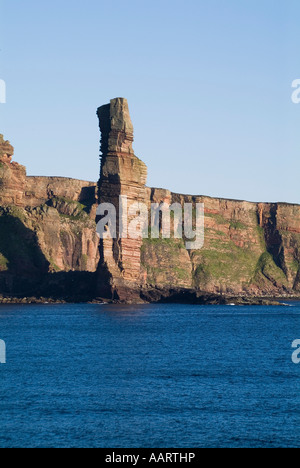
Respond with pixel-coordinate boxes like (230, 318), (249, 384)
(97, 98), (148, 302)
(141, 193), (300, 299)
(0, 134), (99, 300)
(96, 100), (300, 302)
(1, 96), (300, 303)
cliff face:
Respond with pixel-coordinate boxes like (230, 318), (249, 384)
(141, 194), (300, 298)
(0, 134), (99, 299)
(1, 98), (300, 303)
(96, 99), (300, 302)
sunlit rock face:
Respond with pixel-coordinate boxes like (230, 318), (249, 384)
(0, 134), (26, 206)
(96, 99), (300, 303)
(0, 134), (99, 299)
(1, 96), (300, 304)
(97, 98), (148, 302)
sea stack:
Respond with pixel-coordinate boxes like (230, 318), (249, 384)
(96, 98), (148, 302)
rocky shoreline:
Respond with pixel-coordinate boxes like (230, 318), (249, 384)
(0, 292), (298, 306)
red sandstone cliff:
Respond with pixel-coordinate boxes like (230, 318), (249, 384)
(0, 134), (99, 299)
(1, 98), (300, 303)
(96, 99), (300, 302)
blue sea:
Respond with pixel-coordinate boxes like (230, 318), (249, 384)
(0, 302), (299, 448)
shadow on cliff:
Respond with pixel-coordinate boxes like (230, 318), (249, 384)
(0, 214), (48, 295)
(0, 215), (98, 301)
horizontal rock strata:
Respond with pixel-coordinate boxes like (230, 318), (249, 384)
(0, 134), (99, 300)
(96, 101), (300, 302)
(1, 96), (300, 303)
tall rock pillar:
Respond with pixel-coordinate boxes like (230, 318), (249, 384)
(96, 98), (148, 302)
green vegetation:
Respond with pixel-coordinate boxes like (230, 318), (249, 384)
(0, 206), (26, 223)
(48, 257), (61, 272)
(48, 197), (90, 222)
(0, 253), (8, 271)
(206, 228), (226, 237)
(142, 208), (294, 292)
(256, 226), (266, 249)
(142, 236), (185, 250)
(141, 237), (191, 286)
(254, 252), (288, 286)
(81, 254), (88, 270)
(193, 244), (259, 287)
(173, 266), (190, 281)
(229, 220), (247, 230)
(288, 259), (299, 275)
(205, 212), (228, 225)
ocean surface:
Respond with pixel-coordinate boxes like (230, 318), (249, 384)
(0, 302), (299, 448)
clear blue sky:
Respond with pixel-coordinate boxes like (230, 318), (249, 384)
(0, 0), (300, 203)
